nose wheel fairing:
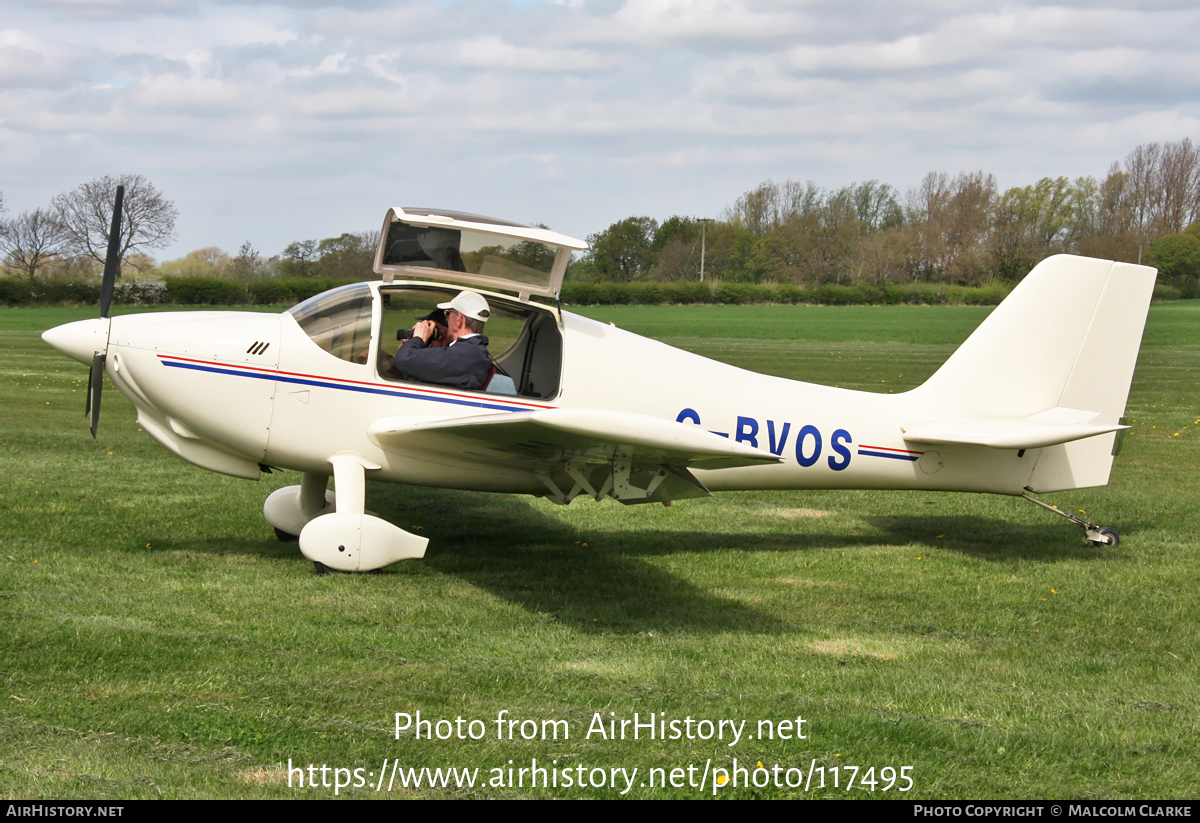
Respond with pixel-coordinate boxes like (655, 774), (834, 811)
(264, 472), (337, 537)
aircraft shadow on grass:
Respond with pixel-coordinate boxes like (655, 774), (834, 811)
(133, 486), (852, 635)
(369, 485), (798, 635)
(137, 483), (1141, 634)
(355, 486), (1136, 631)
(860, 514), (1134, 562)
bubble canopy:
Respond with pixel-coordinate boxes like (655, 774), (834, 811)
(373, 207), (588, 302)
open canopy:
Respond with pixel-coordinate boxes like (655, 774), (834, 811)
(373, 207), (588, 301)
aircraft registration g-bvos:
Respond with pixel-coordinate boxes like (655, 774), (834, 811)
(43, 202), (1157, 573)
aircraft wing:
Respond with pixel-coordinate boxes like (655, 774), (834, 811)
(368, 408), (780, 504)
(902, 407), (1126, 450)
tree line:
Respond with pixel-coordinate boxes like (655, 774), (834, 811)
(153, 233), (379, 283)
(572, 139), (1200, 297)
(5, 138), (1200, 303)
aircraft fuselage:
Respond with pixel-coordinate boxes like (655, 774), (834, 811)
(47, 281), (1035, 498)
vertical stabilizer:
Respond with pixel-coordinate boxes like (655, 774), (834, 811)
(913, 255), (1156, 491)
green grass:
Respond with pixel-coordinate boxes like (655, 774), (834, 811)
(573, 302), (998, 345)
(1, 302), (1197, 799)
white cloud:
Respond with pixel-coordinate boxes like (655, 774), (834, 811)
(1, 0), (1197, 257)
(440, 36), (606, 72)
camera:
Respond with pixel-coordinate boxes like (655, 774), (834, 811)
(398, 327), (442, 342)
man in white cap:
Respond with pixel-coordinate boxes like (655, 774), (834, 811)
(391, 290), (494, 390)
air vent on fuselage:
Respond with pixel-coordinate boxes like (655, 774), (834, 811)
(246, 341), (270, 355)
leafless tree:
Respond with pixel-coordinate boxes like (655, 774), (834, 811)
(1, 207), (71, 283)
(227, 242), (264, 282)
(723, 181), (779, 237)
(52, 174), (178, 273)
(1157, 138), (1200, 234)
(723, 179), (825, 237)
(903, 171), (997, 283)
(1122, 143), (1162, 234)
(1109, 140), (1200, 241)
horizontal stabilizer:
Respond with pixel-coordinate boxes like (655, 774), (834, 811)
(902, 408), (1127, 450)
(370, 408), (780, 470)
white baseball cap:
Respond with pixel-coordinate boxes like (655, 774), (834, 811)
(438, 290), (491, 322)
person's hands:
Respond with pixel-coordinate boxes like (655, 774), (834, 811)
(413, 319), (437, 342)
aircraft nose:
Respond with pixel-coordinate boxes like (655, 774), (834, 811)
(42, 318), (110, 365)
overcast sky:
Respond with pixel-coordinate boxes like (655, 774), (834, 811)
(3, 0), (1198, 261)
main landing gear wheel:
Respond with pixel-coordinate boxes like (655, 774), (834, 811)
(274, 527), (300, 543)
(1089, 527), (1119, 548)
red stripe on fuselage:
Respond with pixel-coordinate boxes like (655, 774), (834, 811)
(858, 444), (924, 455)
(155, 354), (556, 411)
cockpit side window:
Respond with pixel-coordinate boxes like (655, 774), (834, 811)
(288, 283), (374, 364)
(377, 285), (561, 399)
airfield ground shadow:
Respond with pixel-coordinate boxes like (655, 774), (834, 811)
(133, 482), (1128, 635)
(368, 484), (799, 635)
(862, 513), (1133, 562)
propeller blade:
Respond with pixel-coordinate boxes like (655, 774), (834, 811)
(99, 185), (124, 319)
(88, 184), (123, 437)
(85, 355), (94, 416)
(88, 353), (105, 438)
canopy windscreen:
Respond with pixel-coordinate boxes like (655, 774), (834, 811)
(381, 220), (558, 289)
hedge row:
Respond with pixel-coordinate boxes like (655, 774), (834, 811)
(9, 275), (1189, 307)
(1154, 282), (1197, 300)
(0, 279), (102, 304)
(0, 276), (360, 307)
(162, 276), (363, 306)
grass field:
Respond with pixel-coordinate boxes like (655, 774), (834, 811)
(1, 301), (1197, 799)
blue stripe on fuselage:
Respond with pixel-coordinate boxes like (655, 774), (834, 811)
(161, 359), (529, 413)
(857, 449), (919, 461)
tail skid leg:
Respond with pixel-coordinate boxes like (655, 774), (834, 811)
(1022, 491), (1119, 546)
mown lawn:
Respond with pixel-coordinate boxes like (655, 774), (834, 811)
(1, 301), (1196, 799)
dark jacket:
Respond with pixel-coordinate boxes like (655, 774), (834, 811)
(392, 334), (492, 390)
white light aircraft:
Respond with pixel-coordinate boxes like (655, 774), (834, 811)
(42, 198), (1157, 572)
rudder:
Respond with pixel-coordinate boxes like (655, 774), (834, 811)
(1027, 260), (1156, 491)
